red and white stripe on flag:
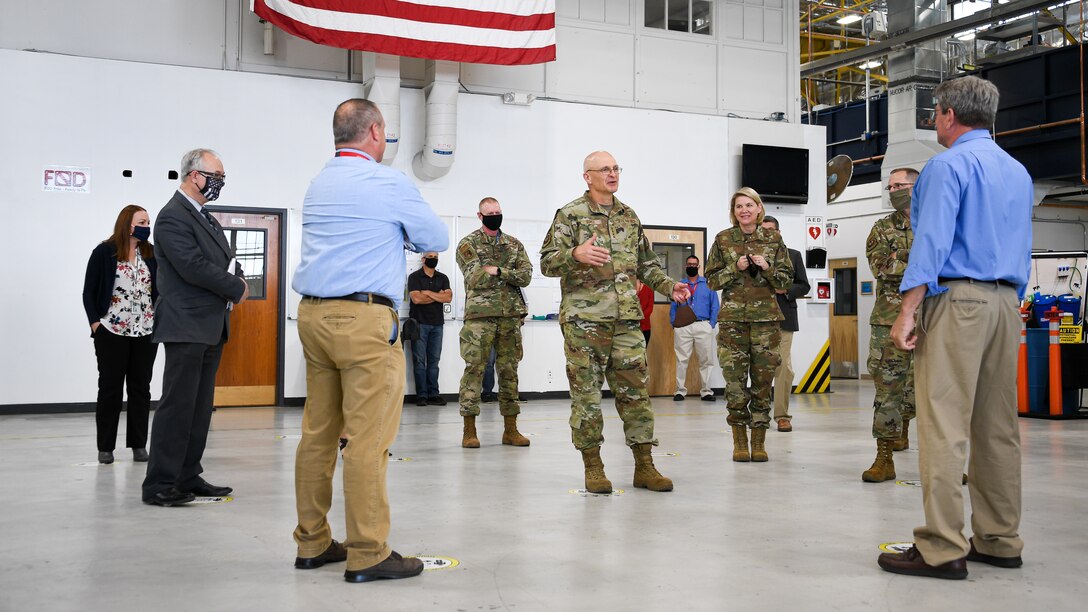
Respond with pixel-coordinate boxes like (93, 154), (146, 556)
(252, 0), (556, 66)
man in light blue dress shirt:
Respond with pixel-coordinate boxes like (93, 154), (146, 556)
(291, 99), (448, 584)
(878, 76), (1032, 580)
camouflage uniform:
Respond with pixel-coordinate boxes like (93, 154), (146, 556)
(705, 226), (793, 429)
(456, 228), (532, 417)
(540, 193), (678, 450)
(865, 210), (915, 439)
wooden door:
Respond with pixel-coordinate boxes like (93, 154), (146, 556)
(643, 227), (707, 396)
(829, 257), (858, 379)
(208, 210), (281, 406)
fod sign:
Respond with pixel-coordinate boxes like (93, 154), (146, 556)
(43, 166), (91, 193)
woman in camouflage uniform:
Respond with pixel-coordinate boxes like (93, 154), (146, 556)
(705, 188), (793, 462)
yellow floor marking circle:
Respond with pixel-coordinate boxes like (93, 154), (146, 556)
(189, 496), (233, 504)
(568, 488), (625, 496)
(879, 542), (914, 553)
(415, 556), (459, 570)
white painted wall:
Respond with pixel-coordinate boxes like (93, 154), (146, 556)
(827, 182), (1088, 377)
(0, 48), (828, 407)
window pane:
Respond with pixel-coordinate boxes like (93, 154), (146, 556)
(692, 0), (711, 35)
(667, 0), (690, 32)
(226, 229), (267, 300)
(651, 243), (694, 302)
(645, 0), (665, 29)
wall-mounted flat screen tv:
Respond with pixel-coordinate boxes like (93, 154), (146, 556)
(741, 144), (809, 204)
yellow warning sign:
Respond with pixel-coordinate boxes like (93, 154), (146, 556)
(1059, 324), (1082, 344)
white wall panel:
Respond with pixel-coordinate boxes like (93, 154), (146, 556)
(720, 46), (788, 114)
(460, 64), (546, 96)
(238, 11), (355, 79)
(765, 9), (785, 45)
(605, 0), (632, 26)
(743, 7), (765, 42)
(579, 0), (607, 23)
(546, 26), (634, 104)
(0, 0), (227, 68)
(722, 4), (746, 40)
(637, 36), (717, 111)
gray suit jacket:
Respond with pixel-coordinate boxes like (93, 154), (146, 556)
(152, 190), (245, 345)
(776, 248), (810, 332)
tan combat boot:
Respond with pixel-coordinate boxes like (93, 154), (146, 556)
(461, 416), (480, 448)
(862, 438), (896, 482)
(750, 427), (769, 462)
(731, 424), (750, 462)
(580, 446), (612, 493)
(501, 415), (530, 447)
(892, 419), (911, 452)
(631, 443), (673, 492)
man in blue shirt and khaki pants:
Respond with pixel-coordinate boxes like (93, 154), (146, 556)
(291, 99), (448, 583)
(877, 76), (1032, 580)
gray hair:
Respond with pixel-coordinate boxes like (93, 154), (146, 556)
(888, 167), (920, 181)
(934, 76), (999, 129)
(179, 148), (220, 176)
(333, 99), (383, 145)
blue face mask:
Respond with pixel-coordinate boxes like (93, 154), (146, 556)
(132, 225), (151, 242)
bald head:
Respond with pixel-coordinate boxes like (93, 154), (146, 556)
(583, 151), (615, 172)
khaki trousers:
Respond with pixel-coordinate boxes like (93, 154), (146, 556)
(673, 320), (716, 397)
(913, 281), (1023, 565)
(294, 298), (405, 571)
(772, 330), (794, 420)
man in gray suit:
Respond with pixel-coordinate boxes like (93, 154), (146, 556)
(142, 148), (249, 507)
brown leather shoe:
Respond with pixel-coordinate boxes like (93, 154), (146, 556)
(877, 545), (967, 580)
(344, 551), (424, 583)
(295, 540), (348, 569)
(776, 418), (792, 432)
(967, 538), (1023, 568)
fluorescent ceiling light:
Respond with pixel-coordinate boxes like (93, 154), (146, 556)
(954, 30), (977, 41)
(858, 60), (883, 70)
(837, 15), (863, 25)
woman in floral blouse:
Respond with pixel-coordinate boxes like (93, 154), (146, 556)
(82, 205), (158, 465)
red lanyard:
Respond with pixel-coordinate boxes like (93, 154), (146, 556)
(335, 151), (368, 159)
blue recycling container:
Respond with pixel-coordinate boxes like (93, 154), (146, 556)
(1057, 294), (1082, 325)
(1032, 294), (1057, 326)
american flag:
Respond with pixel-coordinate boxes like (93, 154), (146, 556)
(252, 1), (556, 66)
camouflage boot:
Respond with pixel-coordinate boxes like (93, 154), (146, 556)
(750, 427), (769, 462)
(862, 438), (896, 482)
(462, 416), (480, 449)
(501, 415), (530, 447)
(631, 443), (673, 492)
(731, 424), (750, 462)
(580, 446), (612, 494)
(892, 418), (911, 452)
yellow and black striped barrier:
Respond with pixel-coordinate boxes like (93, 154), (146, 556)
(794, 340), (830, 394)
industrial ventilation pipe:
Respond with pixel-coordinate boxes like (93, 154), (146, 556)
(364, 54), (401, 165)
(413, 60), (459, 181)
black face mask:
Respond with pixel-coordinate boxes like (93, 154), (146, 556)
(685, 266), (699, 278)
(199, 173), (224, 202)
(132, 226), (151, 242)
(481, 214), (503, 231)
(423, 257), (438, 269)
(746, 255), (759, 278)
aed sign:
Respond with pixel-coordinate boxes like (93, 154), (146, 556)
(43, 166), (91, 193)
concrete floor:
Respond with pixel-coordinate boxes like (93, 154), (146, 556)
(1, 380), (1085, 611)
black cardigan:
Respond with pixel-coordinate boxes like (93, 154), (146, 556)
(82, 241), (158, 327)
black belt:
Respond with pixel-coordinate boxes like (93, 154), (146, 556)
(302, 292), (395, 308)
(938, 277), (1016, 289)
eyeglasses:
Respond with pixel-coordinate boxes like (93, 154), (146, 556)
(885, 182), (914, 191)
(194, 170), (227, 181)
(587, 166), (622, 175)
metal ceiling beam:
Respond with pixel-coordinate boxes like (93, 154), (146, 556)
(801, 0), (1060, 76)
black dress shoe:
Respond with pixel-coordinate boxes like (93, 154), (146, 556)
(481, 393), (497, 403)
(415, 396), (428, 407)
(132, 448), (149, 462)
(701, 394), (715, 402)
(98, 451), (114, 464)
(877, 545), (967, 580)
(673, 394), (685, 401)
(427, 396), (447, 406)
(187, 481), (233, 497)
(344, 551), (424, 583)
(967, 538), (1023, 568)
(295, 540), (348, 569)
(144, 487), (196, 507)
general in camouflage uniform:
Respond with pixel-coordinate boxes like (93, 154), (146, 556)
(862, 167), (918, 483)
(705, 187), (793, 463)
(455, 197), (532, 448)
(540, 151), (686, 494)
